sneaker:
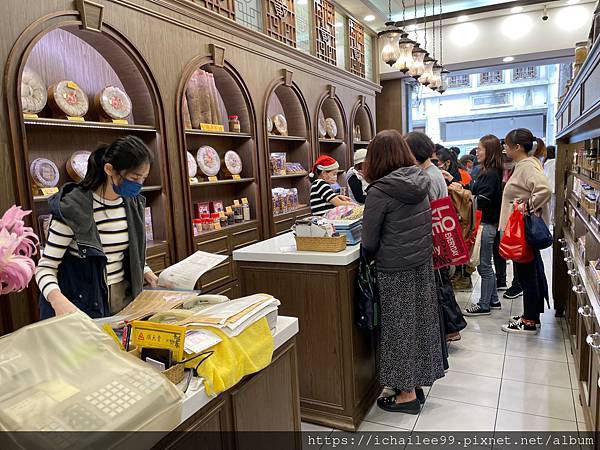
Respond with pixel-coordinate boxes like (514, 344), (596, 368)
(464, 304), (491, 316)
(490, 302), (502, 310)
(452, 276), (473, 291)
(509, 315), (541, 327)
(497, 282), (508, 291)
(502, 318), (538, 334)
(503, 285), (523, 299)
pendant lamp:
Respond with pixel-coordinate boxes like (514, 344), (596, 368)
(378, 0), (401, 67)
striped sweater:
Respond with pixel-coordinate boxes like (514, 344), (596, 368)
(35, 193), (150, 298)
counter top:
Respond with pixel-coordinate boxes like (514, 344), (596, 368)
(232, 232), (360, 266)
(179, 315), (299, 425)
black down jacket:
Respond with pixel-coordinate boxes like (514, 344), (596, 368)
(361, 166), (432, 272)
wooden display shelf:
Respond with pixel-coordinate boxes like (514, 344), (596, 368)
(271, 172), (308, 179)
(352, 140), (370, 145)
(147, 239), (168, 250)
(273, 205), (309, 218)
(185, 129), (252, 139)
(574, 172), (600, 190)
(24, 117), (157, 133)
(568, 198), (600, 245)
(319, 138), (344, 144)
(193, 219), (258, 240)
(564, 232), (600, 318)
(190, 177), (254, 187)
(268, 135), (307, 142)
(32, 184), (163, 202)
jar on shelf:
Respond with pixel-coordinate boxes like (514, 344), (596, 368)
(193, 218), (202, 236)
(229, 115), (241, 133)
(233, 205), (243, 223)
(226, 209), (234, 226)
(212, 213), (221, 230)
(575, 41), (588, 66)
(219, 212), (228, 229)
(202, 217), (211, 232)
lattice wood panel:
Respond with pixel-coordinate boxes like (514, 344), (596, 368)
(314, 0), (336, 65)
(348, 18), (365, 77)
(265, 0), (297, 47)
(194, 0), (236, 20)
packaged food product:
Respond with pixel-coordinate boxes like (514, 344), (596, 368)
(21, 68), (47, 114)
(270, 153), (287, 176)
(228, 115), (241, 133)
(30, 158), (60, 188)
(212, 213), (221, 230)
(210, 200), (224, 213)
(196, 146), (220, 177)
(187, 151), (198, 178)
(233, 206), (243, 224)
(96, 86), (132, 121)
(48, 80), (89, 118)
(193, 218), (202, 236)
(325, 118), (337, 139)
(266, 116), (273, 134)
(145, 207), (154, 241)
(195, 202), (210, 218)
(182, 95), (192, 129)
(272, 114), (288, 136)
(186, 69), (211, 128)
(66, 151), (91, 182)
(575, 41), (589, 66)
(285, 162), (306, 174)
(318, 117), (327, 138)
(224, 151), (243, 176)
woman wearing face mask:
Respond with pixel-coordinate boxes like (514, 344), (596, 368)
(309, 155), (354, 215)
(499, 128), (551, 334)
(433, 146), (461, 184)
(35, 135), (158, 318)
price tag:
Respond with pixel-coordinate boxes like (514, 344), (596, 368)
(189, 177), (199, 185)
(232, 174), (241, 180)
(67, 81), (79, 90)
(67, 116), (85, 122)
(219, 211), (226, 218)
(23, 113), (38, 120)
(226, 206), (233, 214)
(41, 187), (59, 196)
(112, 119), (129, 125)
(200, 123), (225, 132)
(208, 176), (218, 183)
(241, 197), (249, 205)
(233, 200), (240, 206)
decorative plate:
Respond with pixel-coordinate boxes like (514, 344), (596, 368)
(224, 151), (243, 175)
(21, 68), (47, 114)
(272, 114), (288, 135)
(30, 158), (60, 188)
(266, 116), (273, 134)
(66, 151), (91, 182)
(196, 146), (220, 177)
(318, 117), (327, 138)
(49, 80), (89, 118)
(97, 86), (132, 120)
(325, 118), (337, 139)
(187, 151), (198, 178)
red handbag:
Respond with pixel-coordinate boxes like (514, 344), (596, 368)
(499, 203), (534, 264)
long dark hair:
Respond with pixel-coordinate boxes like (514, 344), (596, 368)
(405, 131), (434, 164)
(81, 136), (153, 191)
(505, 128), (546, 159)
(479, 134), (503, 174)
(364, 130), (416, 183)
(436, 147), (461, 182)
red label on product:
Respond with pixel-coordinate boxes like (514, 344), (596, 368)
(431, 196), (470, 270)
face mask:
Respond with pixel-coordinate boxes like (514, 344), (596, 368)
(431, 159), (439, 166)
(113, 178), (143, 198)
(331, 182), (341, 193)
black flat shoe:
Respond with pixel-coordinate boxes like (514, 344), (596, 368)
(395, 388), (426, 404)
(377, 395), (421, 414)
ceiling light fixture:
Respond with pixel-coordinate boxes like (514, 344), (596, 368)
(410, 0), (427, 79)
(420, 0), (435, 86)
(437, 0), (449, 94)
(393, 0), (416, 73)
(503, 56), (515, 62)
(364, 15), (375, 22)
(511, 6), (524, 13)
(378, 0), (402, 66)
(556, 5), (589, 31)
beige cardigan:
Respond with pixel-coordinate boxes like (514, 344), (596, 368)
(499, 157), (552, 231)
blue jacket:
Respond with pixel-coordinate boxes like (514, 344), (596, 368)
(39, 184), (147, 319)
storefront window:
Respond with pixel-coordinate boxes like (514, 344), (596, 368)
(295, 0), (312, 54)
(447, 75), (471, 89)
(513, 66), (538, 81)
(479, 70), (504, 85)
(364, 32), (373, 81)
(335, 12), (346, 70)
(235, 0), (263, 32)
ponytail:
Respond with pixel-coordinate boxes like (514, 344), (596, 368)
(80, 135), (153, 191)
(505, 128), (545, 157)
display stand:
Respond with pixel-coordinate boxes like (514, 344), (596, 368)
(316, 88), (349, 186)
(15, 27), (172, 276)
(264, 75), (313, 236)
(350, 100), (374, 151)
(179, 59), (261, 294)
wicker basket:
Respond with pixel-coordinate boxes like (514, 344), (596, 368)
(128, 346), (185, 385)
(295, 235), (347, 252)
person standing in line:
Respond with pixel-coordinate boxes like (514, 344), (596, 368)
(345, 148), (368, 204)
(362, 130), (444, 414)
(499, 128), (552, 334)
(543, 145), (556, 226)
(464, 135), (504, 316)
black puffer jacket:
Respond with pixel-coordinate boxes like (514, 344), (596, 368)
(362, 166), (432, 271)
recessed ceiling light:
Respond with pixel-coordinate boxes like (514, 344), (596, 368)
(511, 6), (524, 13)
(450, 23), (479, 46)
(501, 14), (533, 39)
(503, 56), (515, 62)
(364, 15), (375, 22)
(557, 5), (589, 31)
(457, 15), (469, 22)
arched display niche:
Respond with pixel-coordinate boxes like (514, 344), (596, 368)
(264, 70), (313, 236)
(350, 97), (375, 150)
(4, 11), (173, 325)
(177, 50), (261, 293)
(315, 86), (349, 178)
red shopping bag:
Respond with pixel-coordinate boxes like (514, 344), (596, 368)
(499, 203), (534, 263)
(431, 196), (470, 269)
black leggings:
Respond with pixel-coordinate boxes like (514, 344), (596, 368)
(514, 257), (545, 322)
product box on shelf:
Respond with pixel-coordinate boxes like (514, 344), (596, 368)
(145, 207), (154, 242)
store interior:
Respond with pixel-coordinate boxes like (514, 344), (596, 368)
(0, 0), (598, 446)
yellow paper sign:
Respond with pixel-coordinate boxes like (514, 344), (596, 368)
(131, 320), (186, 362)
(67, 81), (79, 90)
(219, 211), (226, 218)
(232, 174), (241, 180)
(226, 206), (233, 214)
(241, 197), (249, 205)
(41, 187), (59, 196)
(66, 116), (85, 122)
(112, 119), (129, 125)
(208, 176), (218, 183)
(23, 113), (38, 120)
(233, 200), (240, 206)
(199, 123), (225, 132)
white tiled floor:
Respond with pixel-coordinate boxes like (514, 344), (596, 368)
(302, 250), (587, 437)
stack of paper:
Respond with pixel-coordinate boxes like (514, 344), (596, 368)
(184, 329), (222, 354)
(180, 294), (280, 337)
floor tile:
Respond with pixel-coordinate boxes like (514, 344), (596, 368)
(503, 356), (571, 388)
(463, 314), (509, 336)
(301, 422), (333, 433)
(448, 331), (507, 356)
(498, 379), (576, 421)
(495, 409), (578, 431)
(428, 371), (501, 408)
(414, 397), (496, 431)
(363, 401), (418, 431)
(447, 350), (504, 378)
(569, 363), (579, 389)
(573, 390), (585, 423)
(506, 335), (567, 362)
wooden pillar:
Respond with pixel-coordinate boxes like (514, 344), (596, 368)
(375, 78), (406, 133)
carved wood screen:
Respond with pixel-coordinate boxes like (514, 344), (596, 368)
(348, 18), (365, 77)
(194, 0), (236, 20)
(314, 0), (336, 65)
(265, 0), (297, 47)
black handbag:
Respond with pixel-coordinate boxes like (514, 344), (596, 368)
(524, 213), (553, 250)
(356, 255), (380, 330)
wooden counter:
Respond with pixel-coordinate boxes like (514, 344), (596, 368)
(233, 234), (379, 432)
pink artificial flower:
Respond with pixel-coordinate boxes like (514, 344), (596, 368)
(0, 229), (36, 295)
